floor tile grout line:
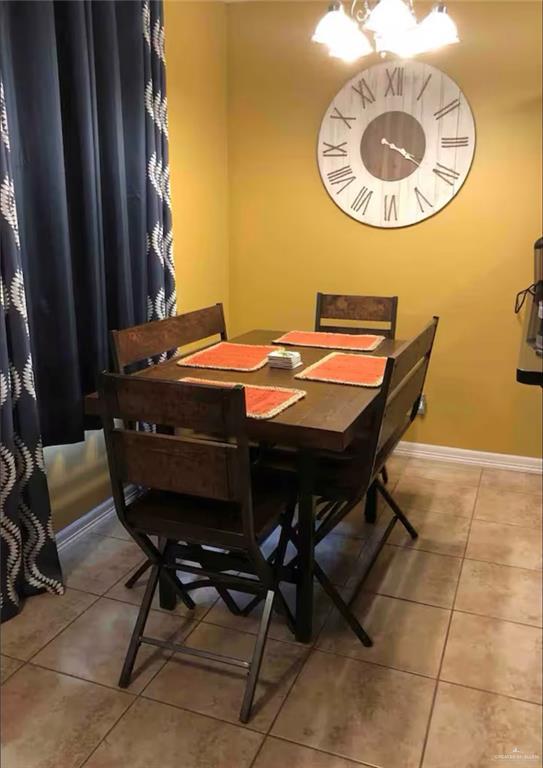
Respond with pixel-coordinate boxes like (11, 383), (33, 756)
(22, 592), (101, 665)
(432, 677), (543, 708)
(379, 541), (468, 559)
(197, 617), (317, 648)
(76, 607), (211, 766)
(311, 644), (447, 682)
(470, 516), (543, 533)
(461, 554), (542, 573)
(352, 585), (542, 630)
(258, 731), (381, 768)
(248, 645), (315, 768)
(416, 461), (483, 768)
(78, 691), (140, 768)
(0, 658), (27, 686)
(450, 606), (543, 631)
(459, 554), (543, 575)
(436, 675), (542, 707)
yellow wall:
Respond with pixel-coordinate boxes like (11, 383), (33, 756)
(45, 433), (111, 532)
(227, 1), (542, 457)
(50, 0), (542, 532)
(165, 0), (230, 316)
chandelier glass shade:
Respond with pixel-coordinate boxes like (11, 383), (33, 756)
(312, 1), (459, 62)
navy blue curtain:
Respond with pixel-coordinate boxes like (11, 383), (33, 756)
(0, 0), (175, 446)
(0, 0), (174, 621)
(1, 75), (64, 622)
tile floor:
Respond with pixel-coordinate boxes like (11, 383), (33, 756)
(1, 457), (542, 768)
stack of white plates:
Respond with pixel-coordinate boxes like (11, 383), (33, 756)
(268, 349), (302, 370)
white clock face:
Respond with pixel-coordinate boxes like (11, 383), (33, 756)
(317, 61), (476, 228)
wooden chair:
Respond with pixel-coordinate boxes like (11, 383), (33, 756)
(315, 292), (398, 489)
(110, 303), (227, 591)
(257, 318), (439, 628)
(111, 302), (227, 372)
(315, 293), (398, 339)
(310, 318), (439, 543)
(99, 373), (297, 723)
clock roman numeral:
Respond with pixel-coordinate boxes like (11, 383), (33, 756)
(384, 67), (404, 97)
(432, 162), (460, 186)
(352, 78), (375, 109)
(384, 194), (398, 223)
(414, 187), (433, 214)
(330, 107), (356, 129)
(441, 136), (470, 148)
(322, 141), (348, 157)
(327, 165), (356, 194)
(416, 73), (432, 101)
(434, 99), (461, 120)
(351, 186), (373, 215)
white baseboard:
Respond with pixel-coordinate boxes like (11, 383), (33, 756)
(56, 485), (139, 551)
(396, 441), (542, 473)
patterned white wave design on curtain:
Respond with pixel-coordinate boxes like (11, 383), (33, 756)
(20, 502), (63, 594)
(147, 153), (170, 206)
(0, 83), (9, 151)
(144, 82), (168, 139)
(142, 0), (176, 324)
(0, 73), (65, 620)
(1, 175), (20, 249)
(0, 518), (22, 609)
(143, 2), (151, 47)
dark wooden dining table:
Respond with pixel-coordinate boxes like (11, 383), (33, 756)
(86, 328), (405, 642)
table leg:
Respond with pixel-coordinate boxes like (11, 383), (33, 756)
(158, 538), (177, 610)
(364, 482), (378, 524)
(295, 451), (315, 643)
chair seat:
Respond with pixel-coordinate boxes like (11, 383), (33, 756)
(125, 466), (297, 549)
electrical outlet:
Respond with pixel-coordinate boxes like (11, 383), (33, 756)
(417, 394), (427, 416)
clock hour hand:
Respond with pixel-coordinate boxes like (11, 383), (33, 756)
(381, 137), (420, 167)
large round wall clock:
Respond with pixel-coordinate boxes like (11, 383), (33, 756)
(317, 61), (475, 228)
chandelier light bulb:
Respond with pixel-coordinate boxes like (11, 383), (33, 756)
(415, 4), (460, 52)
(364, 0), (416, 35)
(312, 3), (353, 46)
(328, 25), (373, 62)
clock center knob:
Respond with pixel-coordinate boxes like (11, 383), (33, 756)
(360, 111), (426, 182)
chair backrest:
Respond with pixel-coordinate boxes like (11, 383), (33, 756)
(99, 372), (255, 539)
(321, 317), (438, 503)
(323, 354), (396, 501)
(111, 303), (227, 371)
(375, 317), (439, 472)
(315, 293), (398, 339)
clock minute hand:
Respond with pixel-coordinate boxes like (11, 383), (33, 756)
(381, 137), (420, 167)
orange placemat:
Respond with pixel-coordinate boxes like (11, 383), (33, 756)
(176, 342), (275, 372)
(295, 352), (386, 387)
(180, 378), (306, 419)
(273, 330), (384, 352)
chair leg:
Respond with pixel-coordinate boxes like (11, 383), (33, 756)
(119, 562), (161, 688)
(375, 480), (418, 540)
(364, 483), (378, 524)
(216, 586), (242, 615)
(239, 589), (275, 723)
(313, 561), (373, 648)
(124, 559), (151, 589)
(381, 464), (389, 485)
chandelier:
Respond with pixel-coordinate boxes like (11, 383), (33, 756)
(312, 0), (459, 62)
